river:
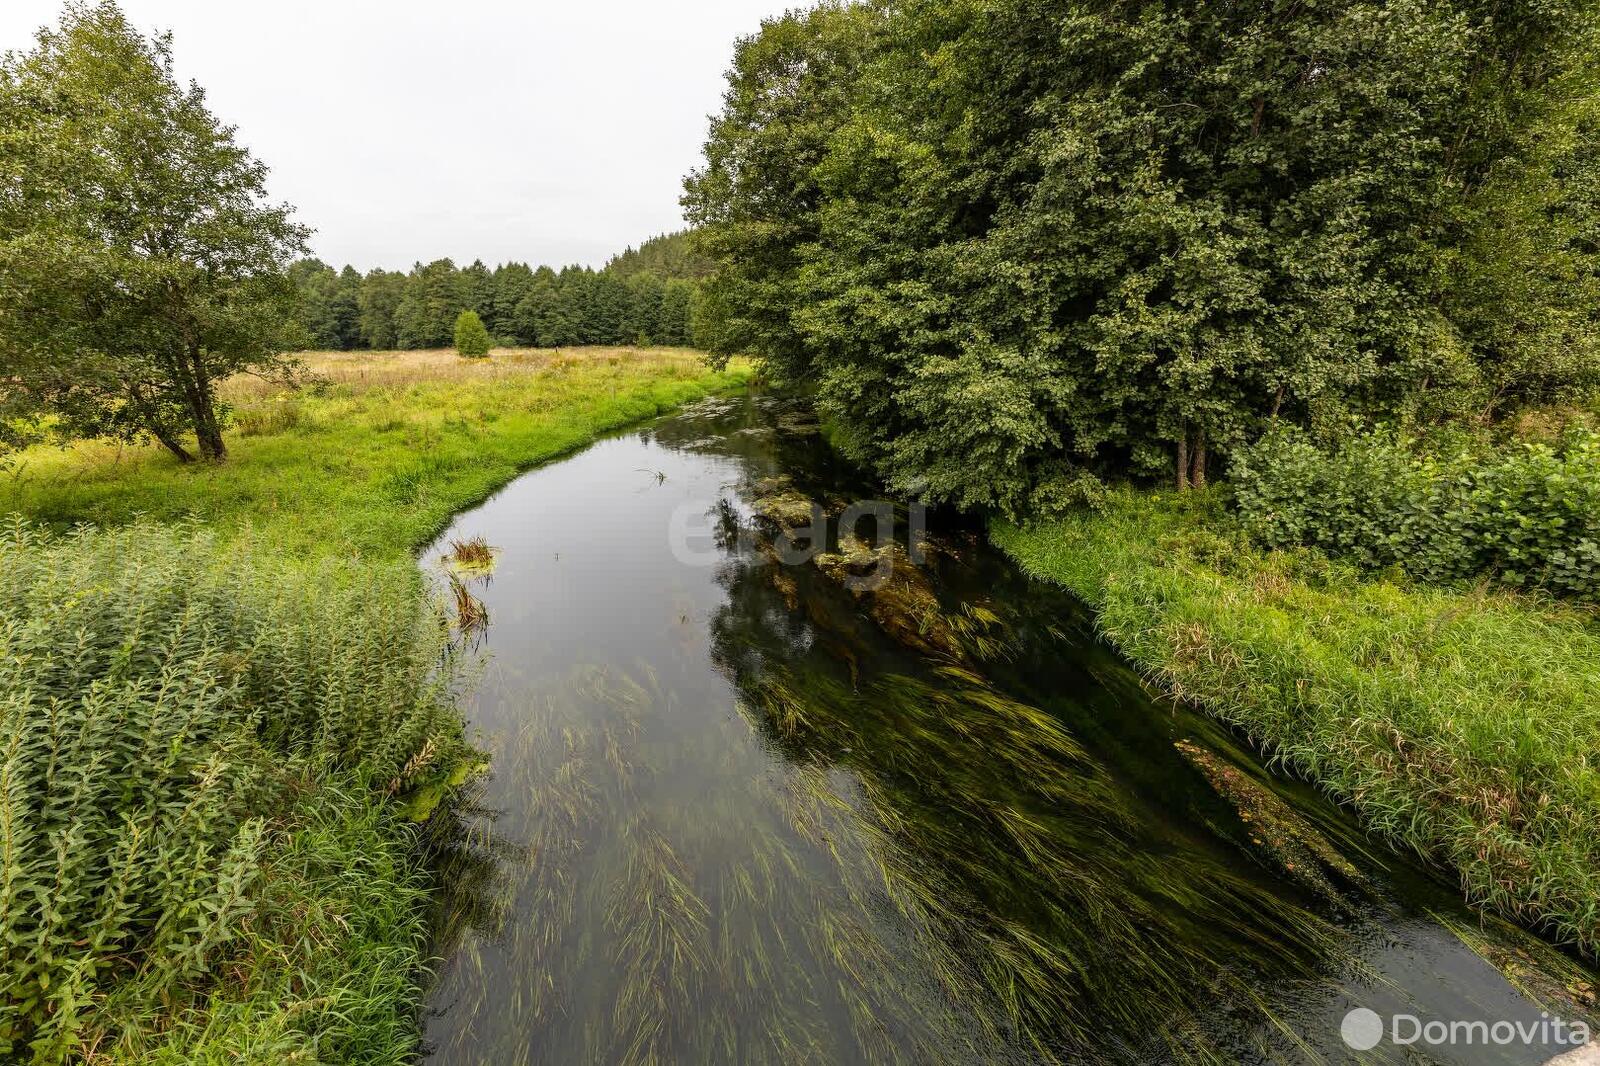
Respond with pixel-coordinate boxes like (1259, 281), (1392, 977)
(418, 391), (1596, 1065)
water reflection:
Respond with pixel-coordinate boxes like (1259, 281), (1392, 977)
(420, 393), (1596, 1065)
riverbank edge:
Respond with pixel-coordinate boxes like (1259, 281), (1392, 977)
(394, 370), (754, 561)
(0, 355), (753, 1061)
(990, 488), (1600, 960)
(324, 366), (761, 1057)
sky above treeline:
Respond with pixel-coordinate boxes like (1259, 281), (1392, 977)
(0, 0), (796, 270)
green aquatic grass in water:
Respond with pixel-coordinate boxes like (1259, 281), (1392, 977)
(992, 488), (1600, 957)
(0, 350), (746, 1062)
(420, 393), (1599, 1065)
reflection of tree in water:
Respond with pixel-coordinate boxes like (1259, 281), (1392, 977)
(413, 393), (1600, 1066)
(706, 522), (1365, 1063)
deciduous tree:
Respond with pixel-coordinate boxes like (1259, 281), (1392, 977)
(686, 0), (1600, 511)
(0, 1), (309, 462)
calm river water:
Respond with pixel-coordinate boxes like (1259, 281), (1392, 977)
(419, 392), (1596, 1065)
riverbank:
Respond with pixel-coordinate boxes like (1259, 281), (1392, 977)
(992, 488), (1600, 958)
(3, 346), (750, 560)
(0, 348), (748, 1062)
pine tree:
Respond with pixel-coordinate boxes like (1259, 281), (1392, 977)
(357, 269), (406, 350)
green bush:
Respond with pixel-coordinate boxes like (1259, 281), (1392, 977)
(0, 520), (468, 1062)
(1232, 427), (1600, 599)
(452, 310), (492, 357)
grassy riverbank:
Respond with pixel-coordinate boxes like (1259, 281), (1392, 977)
(3, 346), (749, 560)
(993, 490), (1600, 956)
(0, 347), (746, 1063)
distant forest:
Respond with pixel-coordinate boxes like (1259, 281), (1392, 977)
(287, 230), (708, 351)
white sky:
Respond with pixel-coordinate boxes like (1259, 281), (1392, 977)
(0, 0), (795, 270)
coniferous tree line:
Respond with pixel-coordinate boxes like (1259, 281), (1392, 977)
(286, 231), (707, 352)
(605, 229), (716, 281)
(685, 0), (1600, 513)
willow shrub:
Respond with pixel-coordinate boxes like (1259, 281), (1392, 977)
(1232, 427), (1600, 600)
(0, 519), (468, 1062)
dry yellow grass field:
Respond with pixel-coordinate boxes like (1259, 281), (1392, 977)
(223, 344), (715, 400)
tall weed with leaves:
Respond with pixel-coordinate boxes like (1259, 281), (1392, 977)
(0, 520), (469, 1062)
(1232, 427), (1600, 599)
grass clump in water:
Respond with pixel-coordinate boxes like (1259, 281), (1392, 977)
(993, 488), (1600, 956)
(446, 534), (496, 570)
(0, 348), (747, 1062)
(0, 520), (472, 1063)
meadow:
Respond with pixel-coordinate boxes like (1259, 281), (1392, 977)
(2, 347), (749, 560)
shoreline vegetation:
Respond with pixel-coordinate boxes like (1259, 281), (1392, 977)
(6, 343), (1600, 1058)
(676, 0), (1600, 975)
(992, 490), (1600, 958)
(6, 0), (1600, 1059)
(0, 347), (747, 1062)
(3, 347), (749, 560)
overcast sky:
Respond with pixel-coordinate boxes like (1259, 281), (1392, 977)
(0, 1), (795, 270)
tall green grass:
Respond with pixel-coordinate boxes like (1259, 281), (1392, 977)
(993, 490), (1600, 956)
(0, 520), (473, 1062)
(0, 348), (749, 561)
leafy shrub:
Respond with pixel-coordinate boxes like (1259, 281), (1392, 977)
(1232, 427), (1600, 599)
(453, 310), (492, 358)
(0, 520), (468, 1061)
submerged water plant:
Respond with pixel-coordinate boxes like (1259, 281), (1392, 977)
(1175, 739), (1367, 904)
(420, 392), (1600, 1066)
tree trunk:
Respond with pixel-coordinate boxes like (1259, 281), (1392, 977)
(183, 341), (227, 462)
(1176, 431), (1190, 492)
(128, 382), (195, 462)
(1191, 426), (1208, 490)
(150, 424), (195, 463)
(195, 414), (226, 462)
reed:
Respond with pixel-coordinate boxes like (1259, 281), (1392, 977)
(447, 535), (495, 569)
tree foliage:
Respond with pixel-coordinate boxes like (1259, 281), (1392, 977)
(605, 229), (716, 281)
(0, 2), (308, 463)
(453, 309), (493, 357)
(287, 255), (705, 352)
(685, 0), (1600, 512)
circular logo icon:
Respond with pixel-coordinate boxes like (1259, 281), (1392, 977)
(1341, 1007), (1384, 1051)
